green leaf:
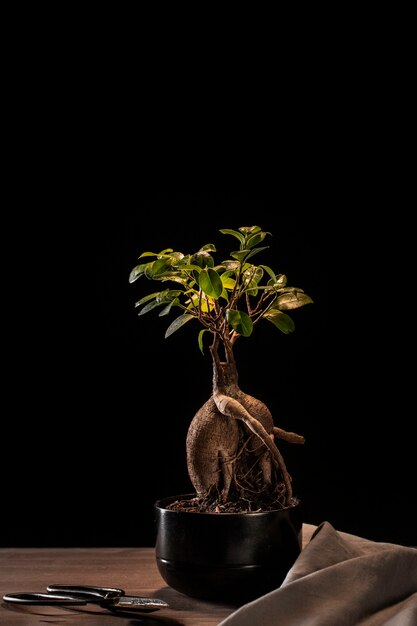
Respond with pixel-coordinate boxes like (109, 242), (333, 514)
(165, 289), (183, 299)
(151, 257), (171, 277)
(186, 293), (214, 313)
(273, 291), (313, 310)
(219, 229), (245, 245)
(165, 251), (185, 265)
(261, 275), (288, 291)
(230, 249), (251, 262)
(165, 314), (195, 338)
(227, 309), (253, 337)
(155, 289), (170, 303)
(159, 275), (188, 285)
(129, 263), (148, 283)
(198, 268), (223, 299)
(247, 231), (270, 248)
(243, 266), (263, 285)
(264, 310), (295, 334)
(138, 249), (174, 259)
(198, 328), (210, 354)
(159, 298), (180, 316)
(219, 287), (229, 302)
(221, 260), (240, 270)
(245, 246), (270, 262)
(191, 251), (214, 268)
(243, 266), (264, 296)
(134, 292), (160, 307)
(260, 265), (276, 281)
(177, 254), (192, 265)
(138, 251), (159, 258)
(238, 225), (262, 234)
(199, 243), (217, 252)
(138, 300), (163, 316)
(220, 274), (236, 290)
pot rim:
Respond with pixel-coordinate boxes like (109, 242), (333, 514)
(155, 493), (300, 517)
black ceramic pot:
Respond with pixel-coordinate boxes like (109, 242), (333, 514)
(155, 494), (302, 602)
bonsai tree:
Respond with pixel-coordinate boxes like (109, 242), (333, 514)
(129, 226), (313, 513)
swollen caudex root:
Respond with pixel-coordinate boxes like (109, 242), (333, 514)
(186, 390), (305, 510)
(186, 398), (240, 502)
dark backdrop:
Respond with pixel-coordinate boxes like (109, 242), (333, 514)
(2, 192), (415, 548)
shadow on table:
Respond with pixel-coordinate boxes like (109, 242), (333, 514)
(1, 600), (185, 625)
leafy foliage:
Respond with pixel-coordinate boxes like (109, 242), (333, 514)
(130, 226), (313, 351)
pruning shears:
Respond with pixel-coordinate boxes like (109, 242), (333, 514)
(3, 584), (168, 614)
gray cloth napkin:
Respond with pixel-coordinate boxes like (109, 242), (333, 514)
(218, 521), (417, 626)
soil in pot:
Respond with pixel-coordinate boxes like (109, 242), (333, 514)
(155, 494), (302, 602)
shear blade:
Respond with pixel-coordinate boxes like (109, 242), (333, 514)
(47, 584), (123, 601)
(107, 596), (169, 612)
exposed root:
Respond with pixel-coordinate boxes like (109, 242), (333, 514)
(273, 427), (305, 444)
(213, 390), (294, 505)
(166, 489), (299, 514)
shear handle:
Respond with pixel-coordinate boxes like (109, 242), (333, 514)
(3, 592), (86, 605)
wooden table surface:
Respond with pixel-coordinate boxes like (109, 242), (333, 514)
(0, 525), (316, 625)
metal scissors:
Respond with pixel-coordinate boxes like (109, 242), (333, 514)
(3, 584), (169, 614)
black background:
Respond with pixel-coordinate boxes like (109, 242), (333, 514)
(2, 192), (415, 548)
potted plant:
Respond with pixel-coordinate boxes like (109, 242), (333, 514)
(129, 225), (313, 601)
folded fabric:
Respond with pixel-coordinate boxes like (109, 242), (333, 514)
(218, 521), (417, 626)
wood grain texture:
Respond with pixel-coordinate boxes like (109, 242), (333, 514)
(0, 524), (316, 625)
